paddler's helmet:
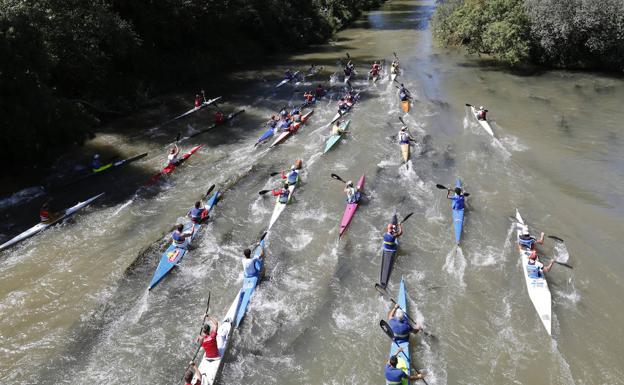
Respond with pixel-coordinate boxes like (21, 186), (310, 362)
(395, 308), (405, 320)
(479, 106), (484, 110)
(528, 250), (538, 260)
(522, 226), (530, 236)
(454, 187), (462, 195)
(346, 180), (353, 187)
(284, 183), (289, 189)
(290, 165), (296, 171)
(401, 126), (407, 131)
(280, 110), (287, 117)
(94, 154), (100, 159)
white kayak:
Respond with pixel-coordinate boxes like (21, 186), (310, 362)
(516, 209), (552, 335)
(267, 174), (299, 230)
(196, 292), (242, 385)
(470, 106), (494, 136)
(276, 71), (300, 88)
(0, 192), (105, 251)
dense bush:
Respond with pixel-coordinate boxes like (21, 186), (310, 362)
(432, 0), (624, 71)
(0, 0), (384, 177)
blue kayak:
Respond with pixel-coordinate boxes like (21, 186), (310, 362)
(234, 237), (266, 327)
(148, 189), (219, 290)
(452, 178), (464, 245)
(388, 277), (410, 382)
(255, 126), (275, 146)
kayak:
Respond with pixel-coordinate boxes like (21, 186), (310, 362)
(470, 106), (494, 136)
(148, 188), (219, 290)
(270, 110), (314, 148)
(379, 214), (400, 289)
(196, 290), (242, 385)
(276, 71), (300, 88)
(185, 110), (245, 140)
(267, 174), (299, 230)
(401, 100), (410, 113)
(515, 209), (552, 335)
(255, 126), (276, 146)
(452, 178), (464, 245)
(0, 192), (105, 251)
(338, 174), (365, 238)
(390, 73), (398, 82)
(147, 145), (203, 185)
(323, 120), (351, 153)
(235, 238), (266, 327)
(167, 96), (222, 123)
(388, 277), (410, 382)
(400, 143), (410, 163)
(331, 93), (360, 123)
(50, 153), (148, 189)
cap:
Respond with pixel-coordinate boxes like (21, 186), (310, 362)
(522, 226), (530, 236)
(346, 180), (353, 186)
(395, 308), (405, 320)
(290, 165), (296, 170)
(94, 154), (100, 158)
(401, 126), (407, 131)
(479, 106), (484, 110)
(528, 250), (538, 260)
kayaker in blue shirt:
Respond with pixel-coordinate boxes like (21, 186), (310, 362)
(398, 126), (414, 145)
(382, 223), (403, 251)
(399, 84), (412, 101)
(172, 223), (194, 248)
(187, 201), (208, 223)
(271, 182), (291, 204)
(284, 69), (294, 80)
(344, 180), (361, 204)
(384, 351), (425, 384)
(281, 165), (300, 185)
(518, 226), (544, 251)
(387, 304), (421, 344)
(242, 247), (265, 278)
(447, 186), (466, 210)
(92, 154), (101, 171)
(526, 250), (554, 278)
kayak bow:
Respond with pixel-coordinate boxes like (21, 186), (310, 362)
(167, 96), (222, 124)
(338, 174), (365, 238)
(324, 120), (351, 153)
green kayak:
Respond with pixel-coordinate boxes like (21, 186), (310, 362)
(323, 120), (350, 153)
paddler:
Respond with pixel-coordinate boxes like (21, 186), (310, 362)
(331, 120), (347, 136)
(399, 84), (411, 101)
(370, 61), (381, 78)
(315, 84), (326, 98)
(388, 304), (422, 342)
(198, 315), (220, 361)
(303, 91), (315, 105)
(337, 98), (348, 113)
(447, 185), (466, 212)
(477, 105), (488, 120)
(398, 126), (414, 145)
(271, 182), (291, 204)
(171, 223), (194, 248)
(183, 362), (202, 385)
(194, 94), (202, 108)
(167, 144), (180, 166)
(284, 69), (294, 80)
(518, 226), (544, 251)
(344, 180), (361, 204)
(382, 222), (403, 252)
(91, 154), (102, 171)
(391, 60), (400, 76)
(281, 160), (302, 184)
(214, 110), (225, 124)
(526, 250), (555, 278)
(242, 246), (265, 279)
(187, 201), (208, 223)
(39, 201), (57, 223)
(385, 351), (425, 383)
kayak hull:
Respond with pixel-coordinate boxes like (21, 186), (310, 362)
(324, 120), (351, 153)
(516, 209), (552, 335)
(234, 239), (266, 327)
(186, 109), (245, 140)
(0, 192), (105, 251)
(401, 100), (410, 113)
(388, 277), (410, 382)
(275, 71), (301, 88)
(470, 106), (494, 136)
(267, 175), (298, 230)
(379, 239), (399, 289)
(400, 143), (410, 163)
(148, 190), (219, 289)
(338, 174), (365, 238)
(453, 178), (464, 245)
(170, 96), (222, 123)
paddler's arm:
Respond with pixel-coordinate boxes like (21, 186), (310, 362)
(536, 232), (545, 245)
(446, 189), (453, 199)
(396, 224), (403, 237)
(188, 361), (201, 380)
(387, 303), (399, 320)
(543, 259), (555, 273)
(271, 189), (281, 197)
(206, 315), (219, 331)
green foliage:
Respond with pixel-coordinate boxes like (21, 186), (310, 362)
(432, 0), (624, 71)
(0, 0), (384, 177)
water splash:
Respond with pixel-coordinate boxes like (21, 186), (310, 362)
(442, 246), (466, 288)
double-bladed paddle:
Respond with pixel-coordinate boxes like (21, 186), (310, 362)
(435, 184), (470, 197)
(331, 173), (346, 183)
(379, 320), (429, 384)
(375, 284), (436, 341)
(507, 217), (572, 268)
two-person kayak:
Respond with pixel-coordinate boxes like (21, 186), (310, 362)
(331, 93), (360, 124)
(515, 209), (552, 335)
(147, 145), (203, 185)
(0, 193), (105, 251)
(388, 277), (411, 381)
(270, 110), (314, 147)
(324, 120), (350, 153)
(148, 187), (219, 289)
(339, 174), (365, 238)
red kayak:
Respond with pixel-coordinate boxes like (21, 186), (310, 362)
(339, 174), (365, 238)
(147, 145), (203, 185)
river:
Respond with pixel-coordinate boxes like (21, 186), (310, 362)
(1, 0), (623, 384)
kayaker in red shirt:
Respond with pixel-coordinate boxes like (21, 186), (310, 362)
(183, 361), (202, 385)
(477, 106), (488, 120)
(194, 94), (202, 108)
(39, 202), (51, 222)
(315, 84), (325, 98)
(215, 110), (224, 123)
(198, 316), (220, 360)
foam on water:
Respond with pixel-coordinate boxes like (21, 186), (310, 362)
(442, 246), (466, 288)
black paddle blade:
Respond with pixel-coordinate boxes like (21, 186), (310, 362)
(465, 103), (472, 107)
(463, 192), (471, 197)
(555, 261), (573, 269)
(547, 235), (564, 242)
(375, 283), (389, 298)
(398, 116), (405, 125)
(331, 173), (345, 182)
(269, 172), (280, 177)
(436, 184), (448, 190)
(401, 212), (414, 223)
(379, 319), (395, 340)
(205, 184), (216, 198)
(175, 132), (181, 142)
(258, 190), (270, 195)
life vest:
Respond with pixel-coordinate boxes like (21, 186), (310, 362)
(194, 98), (201, 107)
(518, 235), (535, 249)
(189, 207), (205, 222)
(389, 317), (411, 341)
(526, 261), (541, 279)
(399, 132), (410, 144)
(172, 230), (186, 245)
(278, 188), (290, 203)
(287, 171), (298, 184)
(346, 187), (357, 203)
(383, 232), (397, 250)
(39, 208), (50, 222)
(384, 364), (407, 384)
(451, 195), (464, 210)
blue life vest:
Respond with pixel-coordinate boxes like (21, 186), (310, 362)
(287, 171), (298, 184)
(451, 195), (465, 210)
(172, 230), (185, 244)
(383, 232), (397, 251)
(389, 317), (411, 343)
(518, 235), (535, 249)
(189, 207), (204, 221)
(92, 159), (101, 170)
(279, 120), (290, 129)
(526, 261), (541, 279)
(384, 363), (407, 384)
(269, 121), (277, 128)
(278, 189), (290, 203)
